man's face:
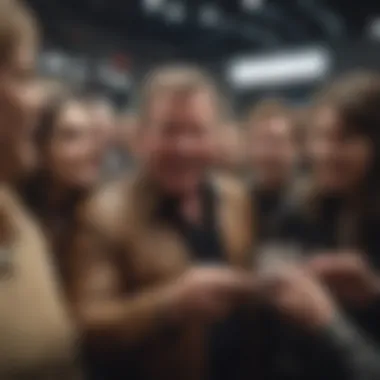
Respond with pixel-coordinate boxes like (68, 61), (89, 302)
(0, 41), (38, 178)
(140, 89), (217, 196)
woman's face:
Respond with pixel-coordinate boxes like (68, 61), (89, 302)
(46, 101), (103, 189)
(307, 106), (373, 194)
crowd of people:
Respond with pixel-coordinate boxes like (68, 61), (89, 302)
(2, 1), (380, 379)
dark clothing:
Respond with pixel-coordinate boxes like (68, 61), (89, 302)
(83, 347), (140, 380)
(275, 196), (380, 270)
(252, 187), (285, 242)
(274, 196), (380, 334)
(159, 182), (251, 380)
(274, 196), (346, 251)
(258, 307), (380, 380)
(257, 196), (380, 380)
(157, 182), (222, 263)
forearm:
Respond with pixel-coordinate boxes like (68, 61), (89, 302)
(76, 285), (179, 347)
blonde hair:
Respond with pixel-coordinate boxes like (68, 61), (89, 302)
(0, 0), (38, 65)
(139, 64), (221, 121)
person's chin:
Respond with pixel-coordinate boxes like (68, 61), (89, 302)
(318, 179), (346, 195)
(161, 176), (200, 196)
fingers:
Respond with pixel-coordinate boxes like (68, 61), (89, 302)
(308, 251), (362, 266)
(307, 252), (365, 277)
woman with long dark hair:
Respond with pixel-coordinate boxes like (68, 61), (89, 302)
(20, 91), (103, 280)
(276, 72), (380, 302)
(257, 71), (380, 380)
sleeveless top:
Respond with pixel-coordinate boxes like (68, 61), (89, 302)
(0, 186), (80, 380)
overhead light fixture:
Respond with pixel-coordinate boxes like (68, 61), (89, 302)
(367, 17), (380, 40)
(199, 4), (221, 27)
(227, 47), (331, 89)
(241, 0), (264, 11)
(165, 2), (186, 23)
(143, 0), (165, 13)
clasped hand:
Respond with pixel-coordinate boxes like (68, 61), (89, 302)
(306, 251), (380, 306)
(170, 263), (337, 332)
(168, 250), (380, 329)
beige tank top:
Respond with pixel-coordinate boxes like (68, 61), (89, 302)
(0, 186), (80, 379)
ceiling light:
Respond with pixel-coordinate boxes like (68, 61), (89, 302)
(165, 2), (186, 23)
(143, 0), (165, 13)
(241, 0), (264, 11)
(228, 47), (331, 89)
(367, 17), (380, 39)
(199, 4), (221, 27)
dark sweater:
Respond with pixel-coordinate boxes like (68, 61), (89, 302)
(256, 196), (380, 380)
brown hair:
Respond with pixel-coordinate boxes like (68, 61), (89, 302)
(139, 64), (221, 122)
(19, 90), (89, 277)
(0, 0), (38, 65)
(20, 89), (87, 215)
(34, 90), (75, 152)
(313, 71), (380, 139)
(305, 71), (380, 247)
(312, 71), (380, 191)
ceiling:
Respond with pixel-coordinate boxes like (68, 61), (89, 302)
(27, 0), (380, 60)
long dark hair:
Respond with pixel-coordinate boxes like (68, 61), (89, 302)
(20, 90), (87, 220)
(306, 71), (380, 248)
(19, 90), (93, 282)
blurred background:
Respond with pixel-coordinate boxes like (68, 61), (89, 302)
(27, 0), (380, 113)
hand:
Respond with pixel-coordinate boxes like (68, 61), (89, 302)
(257, 264), (336, 331)
(307, 252), (380, 306)
(170, 266), (256, 323)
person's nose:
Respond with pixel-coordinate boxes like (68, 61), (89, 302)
(173, 136), (195, 155)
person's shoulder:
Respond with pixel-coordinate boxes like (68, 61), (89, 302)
(211, 172), (254, 267)
(211, 171), (253, 229)
(211, 171), (249, 202)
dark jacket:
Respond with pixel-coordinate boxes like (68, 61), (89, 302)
(256, 192), (380, 380)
